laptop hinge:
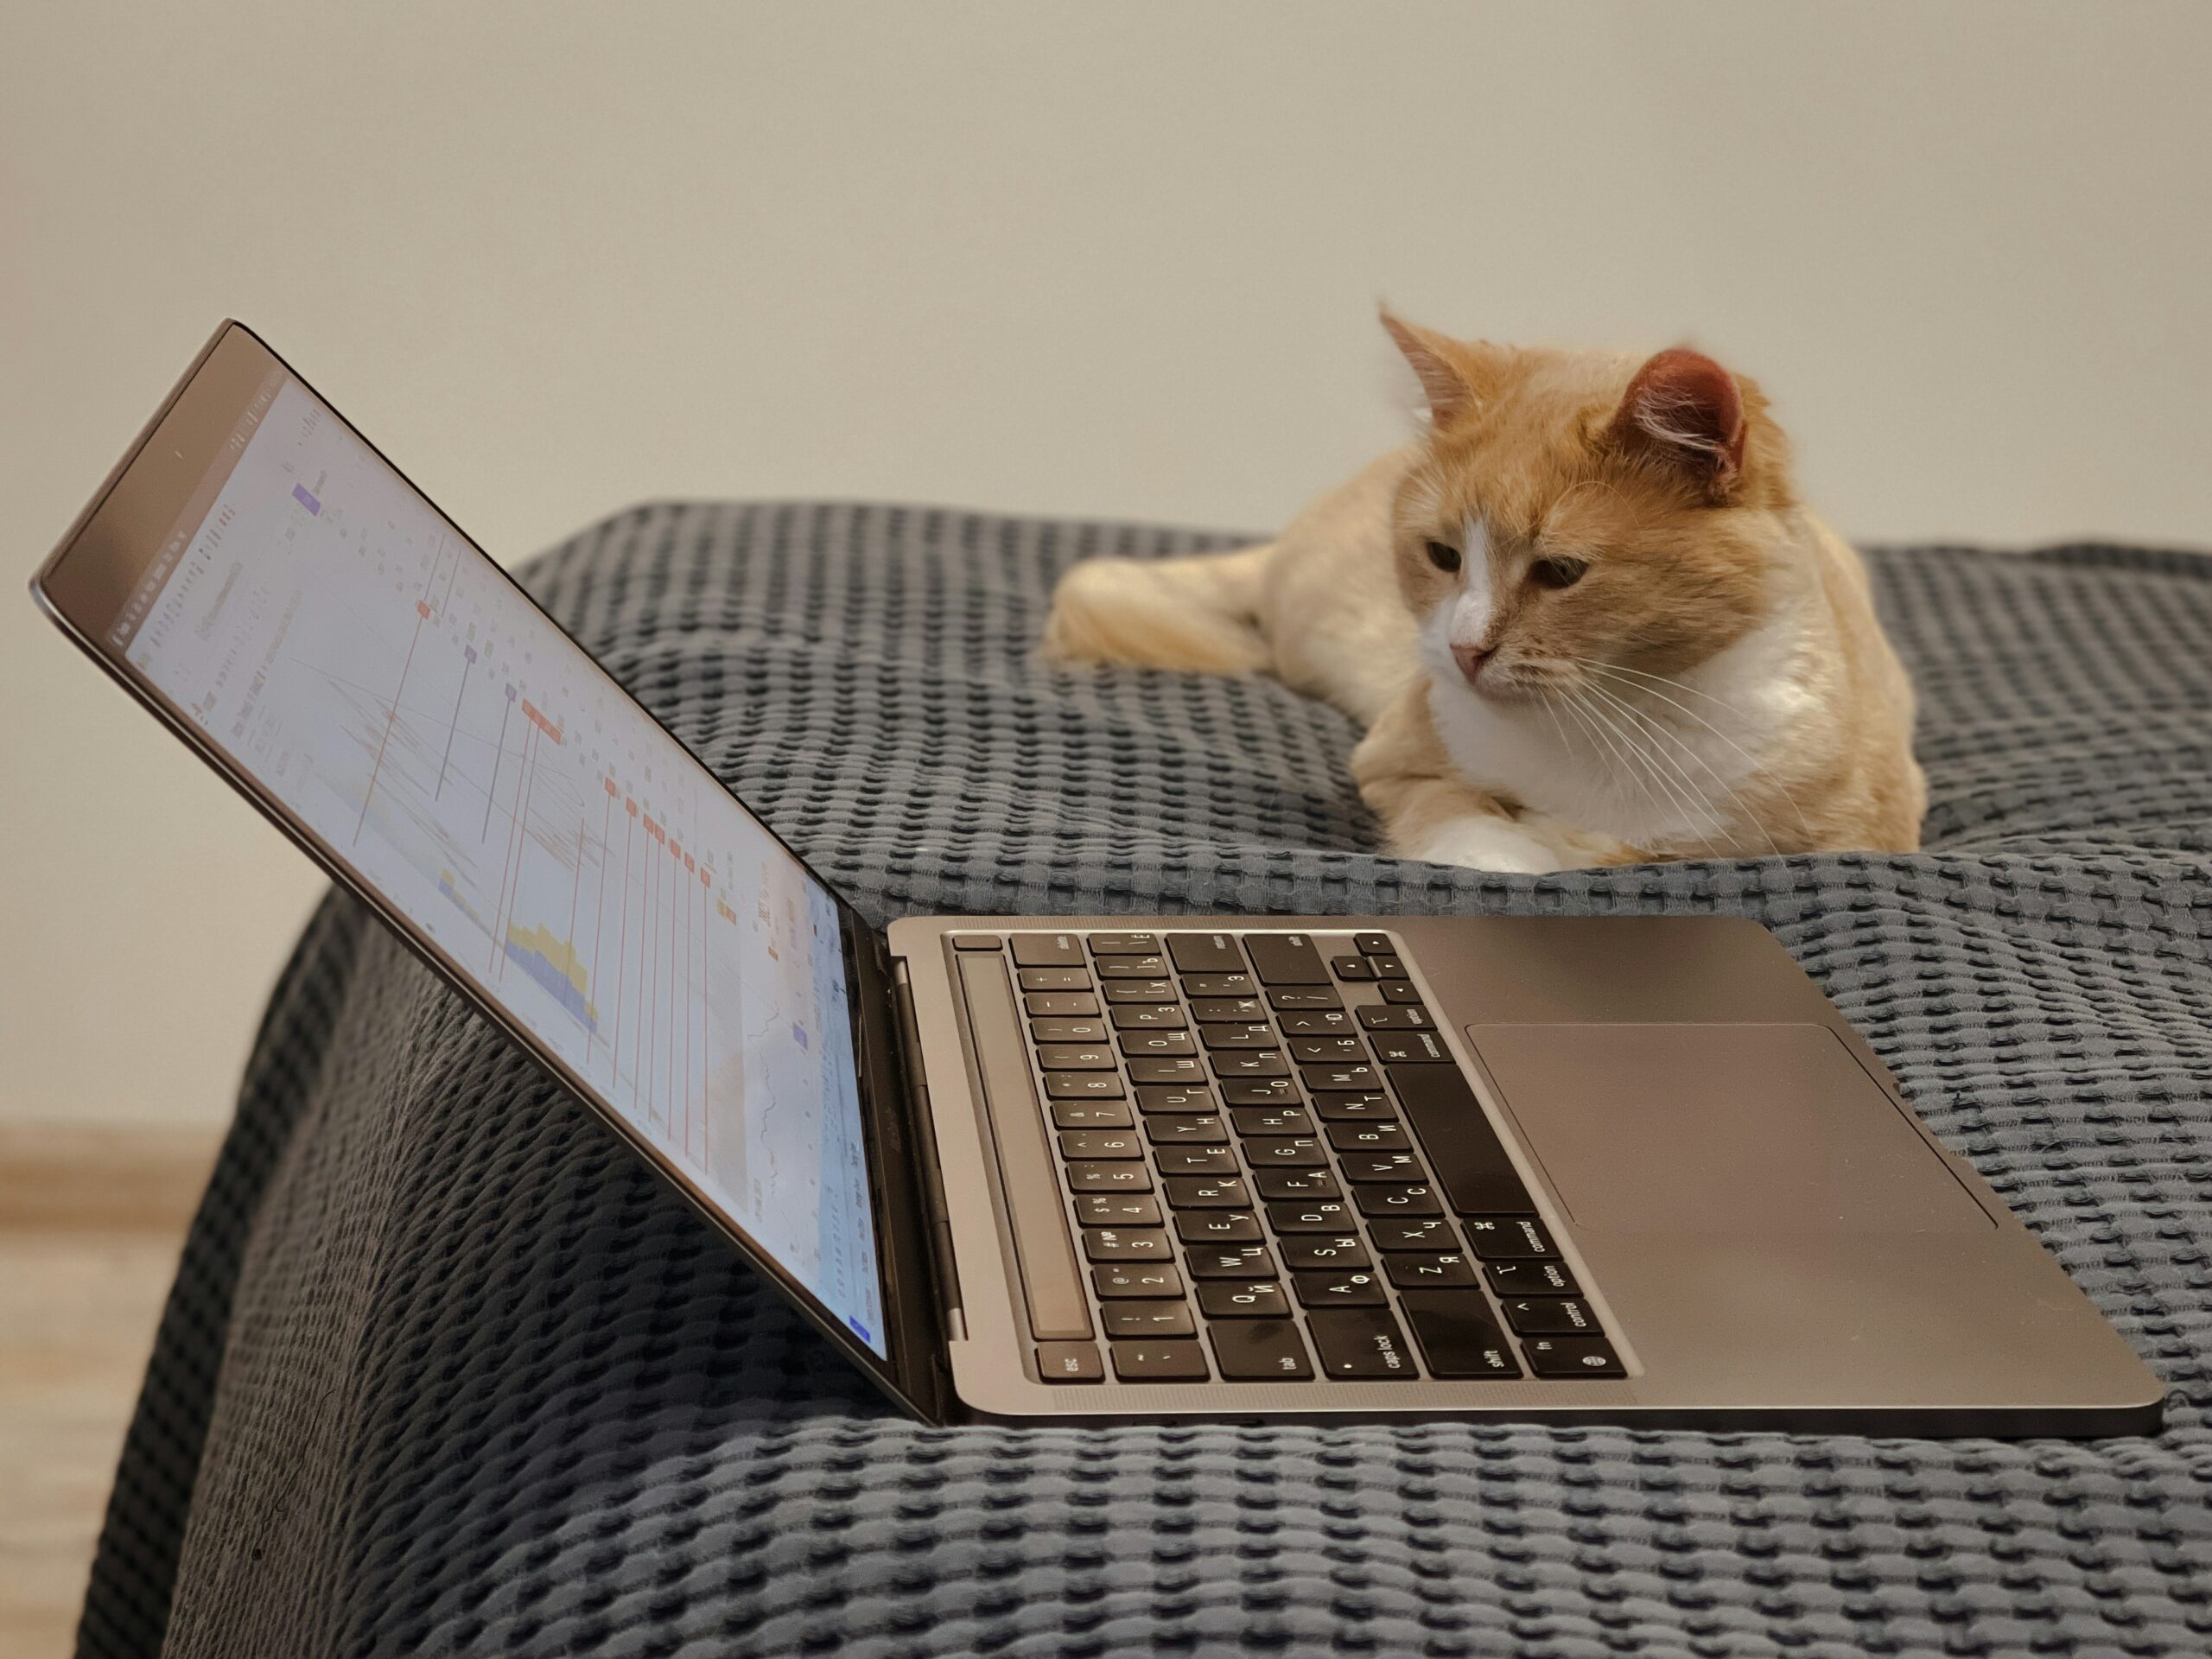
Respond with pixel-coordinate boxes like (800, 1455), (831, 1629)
(893, 959), (967, 1343)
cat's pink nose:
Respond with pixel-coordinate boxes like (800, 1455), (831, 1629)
(1452, 642), (1495, 685)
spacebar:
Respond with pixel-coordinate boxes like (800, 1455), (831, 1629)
(1387, 1064), (1537, 1217)
(958, 953), (1093, 1340)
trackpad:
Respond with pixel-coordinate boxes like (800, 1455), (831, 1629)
(1467, 1024), (1993, 1236)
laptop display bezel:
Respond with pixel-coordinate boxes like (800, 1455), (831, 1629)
(29, 321), (949, 1422)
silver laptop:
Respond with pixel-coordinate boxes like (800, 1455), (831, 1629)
(30, 323), (2162, 1434)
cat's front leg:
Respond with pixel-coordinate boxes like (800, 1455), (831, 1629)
(1351, 685), (1561, 872)
(1396, 811), (1569, 874)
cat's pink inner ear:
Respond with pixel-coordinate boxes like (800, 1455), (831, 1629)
(1381, 312), (1478, 426)
(1614, 348), (1747, 497)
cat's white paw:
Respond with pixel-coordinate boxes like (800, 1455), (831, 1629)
(1403, 816), (1565, 874)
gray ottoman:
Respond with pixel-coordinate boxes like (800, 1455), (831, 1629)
(79, 506), (2212, 1658)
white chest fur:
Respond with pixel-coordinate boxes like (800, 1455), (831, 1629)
(1421, 606), (1821, 855)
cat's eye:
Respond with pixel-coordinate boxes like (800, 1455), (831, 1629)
(1424, 540), (1461, 574)
(1529, 557), (1588, 591)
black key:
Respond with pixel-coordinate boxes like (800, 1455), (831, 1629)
(1287, 1036), (1366, 1064)
(1166, 932), (1245, 974)
(1112, 1340), (1211, 1381)
(1380, 981), (1423, 1005)
(1117, 1030), (1198, 1058)
(1219, 1078), (1297, 1105)
(1387, 1065), (1536, 1216)
(1044, 1072), (1124, 1100)
(1102, 1300), (1197, 1338)
(1096, 954), (1173, 979)
(1327, 1122), (1413, 1153)
(1357, 1004), (1432, 1031)
(1502, 1298), (1599, 1335)
(1486, 1261), (1581, 1298)
(1174, 1210), (1262, 1244)
(1190, 995), (1268, 1023)
(1370, 1216), (1457, 1251)
(1397, 1290), (1522, 1378)
(1036, 1342), (1103, 1382)
(1026, 992), (1099, 1017)
(1185, 1242), (1276, 1280)
(1281, 1234), (1371, 1270)
(1076, 1193), (1162, 1226)
(1294, 1268), (1386, 1306)
(1355, 931), (1394, 956)
(1083, 1228), (1171, 1261)
(1268, 988), (1343, 1011)
(1051, 1100), (1133, 1129)
(1197, 1281), (1290, 1319)
(1209, 1320), (1314, 1380)
(1012, 932), (1086, 969)
(1037, 1043), (1116, 1071)
(1058, 1129), (1142, 1160)
(1184, 972), (1257, 996)
(1143, 1114), (1227, 1144)
(1103, 979), (1177, 1004)
(1018, 967), (1090, 992)
(1128, 1057), (1205, 1084)
(1243, 932), (1330, 985)
(1088, 931), (1161, 955)
(1067, 1162), (1153, 1193)
(1522, 1334), (1625, 1378)
(1331, 956), (1376, 981)
(1265, 1199), (1356, 1233)
(1110, 1003), (1187, 1030)
(1162, 1174), (1251, 1210)
(1310, 1091), (1397, 1122)
(1301, 1063), (1380, 1092)
(1230, 1105), (1315, 1136)
(1371, 1030), (1451, 1065)
(1211, 1051), (1289, 1078)
(1198, 1023), (1278, 1050)
(1241, 1138), (1325, 1168)
(1366, 955), (1408, 978)
(1353, 1183), (1443, 1217)
(1462, 1216), (1558, 1260)
(1094, 1263), (1185, 1299)
(1306, 1307), (1417, 1377)
(1154, 1147), (1237, 1178)
(1277, 1008), (1355, 1036)
(1033, 1017), (1110, 1043)
(950, 933), (1005, 952)
(1255, 1169), (1342, 1201)
(1382, 1251), (1478, 1287)
(1338, 1151), (1426, 1184)
(1135, 1084), (1213, 1113)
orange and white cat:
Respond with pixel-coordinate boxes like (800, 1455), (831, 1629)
(1041, 314), (1925, 872)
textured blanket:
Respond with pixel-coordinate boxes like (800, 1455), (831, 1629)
(77, 506), (2212, 1659)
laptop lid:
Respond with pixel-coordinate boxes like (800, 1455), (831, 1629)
(30, 321), (945, 1419)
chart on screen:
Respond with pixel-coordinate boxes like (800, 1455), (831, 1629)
(121, 376), (884, 1351)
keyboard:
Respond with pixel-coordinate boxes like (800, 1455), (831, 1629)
(949, 927), (1626, 1389)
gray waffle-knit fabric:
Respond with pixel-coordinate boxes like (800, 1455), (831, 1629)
(76, 505), (2212, 1659)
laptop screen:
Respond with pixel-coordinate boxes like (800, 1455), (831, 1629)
(96, 353), (890, 1357)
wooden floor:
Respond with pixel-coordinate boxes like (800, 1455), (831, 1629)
(0, 1126), (219, 1659)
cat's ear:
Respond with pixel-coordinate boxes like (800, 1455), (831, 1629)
(1609, 348), (1748, 501)
(1380, 310), (1497, 428)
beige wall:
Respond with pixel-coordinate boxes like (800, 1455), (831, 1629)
(5, 1), (2209, 1128)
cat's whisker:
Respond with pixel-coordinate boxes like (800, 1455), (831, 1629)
(1586, 682), (1783, 858)
(1571, 683), (1727, 846)
(1573, 657), (1815, 842)
(1567, 686), (1711, 839)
